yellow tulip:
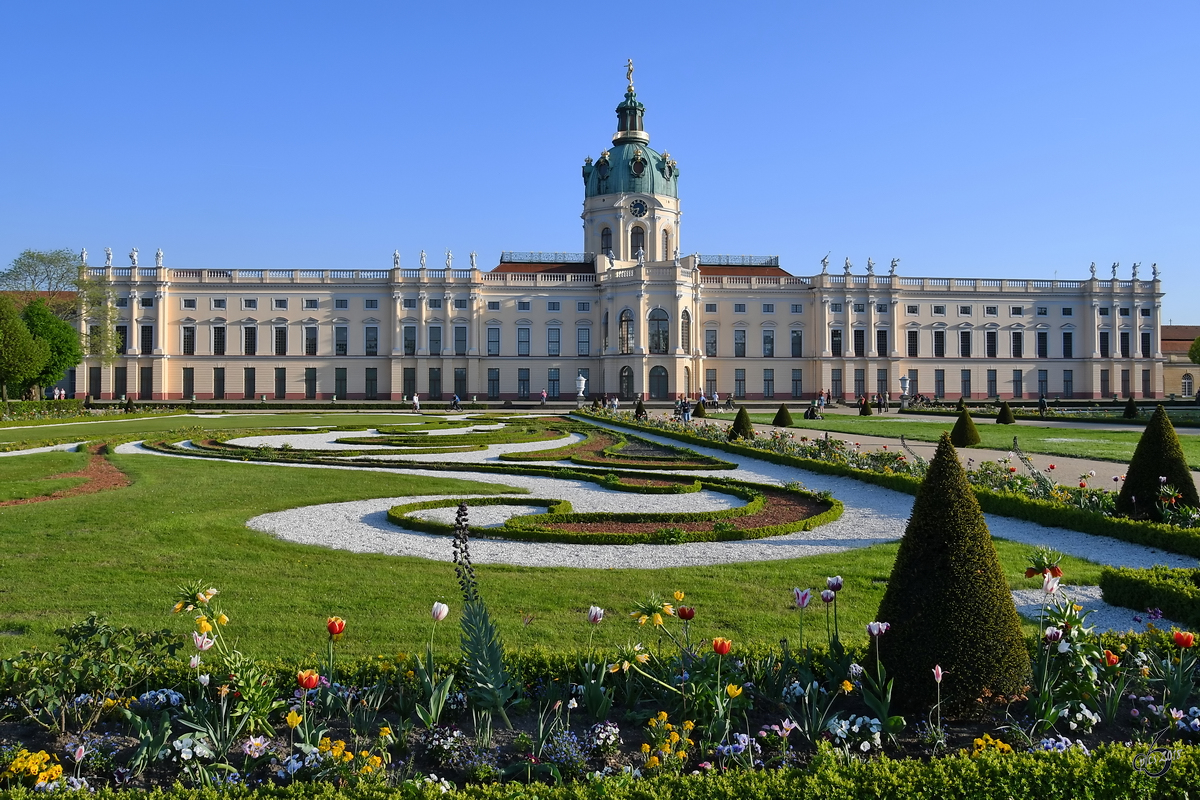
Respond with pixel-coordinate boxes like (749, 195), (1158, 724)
(636, 652), (650, 664)
(726, 683), (743, 699)
(637, 614), (649, 626)
(286, 710), (303, 729)
(217, 613), (229, 626)
(674, 590), (685, 602)
(172, 601), (184, 614)
(652, 613), (664, 627)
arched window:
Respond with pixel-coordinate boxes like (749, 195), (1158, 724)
(600, 227), (612, 254)
(649, 366), (669, 399)
(619, 366), (635, 400)
(680, 309), (691, 354)
(662, 229), (672, 261)
(619, 309), (634, 355)
(630, 226), (645, 259)
(1184, 373), (1195, 396)
(648, 308), (669, 354)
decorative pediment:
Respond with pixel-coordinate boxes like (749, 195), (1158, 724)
(485, 318), (503, 326)
(210, 317), (227, 324)
(760, 320), (778, 328)
(931, 322), (948, 329)
(362, 317), (381, 324)
(427, 316), (444, 323)
(982, 322), (1000, 329)
(515, 318), (533, 325)
(238, 317), (258, 325)
(731, 321), (749, 328)
(452, 316), (471, 324)
(401, 316), (421, 324)
(271, 317), (289, 324)
(1061, 323), (1076, 330)
(546, 318), (563, 325)
(177, 316), (196, 325)
(575, 319), (593, 326)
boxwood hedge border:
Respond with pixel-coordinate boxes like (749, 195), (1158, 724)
(1099, 565), (1200, 629)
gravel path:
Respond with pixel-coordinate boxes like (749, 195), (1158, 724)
(1011, 586), (1185, 634)
(0, 442), (84, 457)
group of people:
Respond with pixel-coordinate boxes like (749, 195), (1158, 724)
(48, 387), (69, 400)
(695, 391), (734, 409)
(672, 396), (695, 422)
(859, 392), (893, 413)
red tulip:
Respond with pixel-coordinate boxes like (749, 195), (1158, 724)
(1174, 631), (1196, 649)
(712, 637), (732, 656)
(678, 606), (695, 621)
(1103, 650), (1119, 667)
(326, 616), (346, 639)
(297, 669), (320, 690)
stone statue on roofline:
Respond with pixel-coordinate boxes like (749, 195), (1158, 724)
(129, 247), (139, 267)
(446, 249), (453, 269)
(606, 249), (615, 269)
(844, 257), (852, 275)
(1152, 262), (1159, 280)
(420, 250), (426, 269)
(393, 250), (400, 268)
(890, 257), (900, 275)
(866, 257), (875, 276)
(1131, 262), (1140, 279)
(636, 247), (645, 266)
(1111, 261), (1119, 279)
(155, 248), (163, 268)
(80, 247), (87, 265)
(820, 253), (829, 274)
(1089, 261), (1096, 279)
(470, 251), (477, 269)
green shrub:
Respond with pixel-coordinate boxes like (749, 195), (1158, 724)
(876, 433), (1030, 711)
(771, 403), (793, 427)
(859, 399), (873, 416)
(1124, 396), (1139, 419)
(956, 396), (967, 411)
(1099, 565), (1200, 628)
(692, 402), (706, 418)
(728, 406), (755, 440)
(996, 401), (1016, 424)
(1116, 404), (1199, 519)
(949, 408), (981, 447)
(634, 399), (647, 419)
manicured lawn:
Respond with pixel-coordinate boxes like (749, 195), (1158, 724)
(0, 451), (90, 501)
(709, 411), (1200, 467)
(0, 445), (1100, 659)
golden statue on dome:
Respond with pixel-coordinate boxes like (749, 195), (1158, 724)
(626, 59), (634, 91)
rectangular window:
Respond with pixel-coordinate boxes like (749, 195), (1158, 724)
(547, 327), (560, 356)
(333, 298), (349, 309)
(853, 303), (865, 314)
(404, 325), (417, 356)
(934, 369), (945, 398)
(763, 368), (774, 399)
(334, 367), (347, 400)
(1062, 331), (1073, 359)
(933, 330), (945, 358)
(985, 306), (998, 316)
(274, 327), (287, 356)
(577, 327), (590, 356)
(987, 369), (997, 397)
(487, 301), (500, 311)
(141, 324), (154, 354)
(986, 330), (997, 358)
(364, 367), (377, 400)
(1121, 368), (1131, 397)
(762, 303), (774, 313)
(853, 368), (865, 397)
(182, 367), (194, 399)
(1099, 331), (1110, 357)
(1141, 331), (1152, 357)
(1010, 306), (1023, 317)
(1037, 306), (1048, 316)
(705, 368), (717, 397)
(906, 304), (919, 315)
(734, 329), (746, 358)
(791, 369), (803, 398)
(517, 368), (530, 399)
(517, 301), (531, 312)
(454, 326), (468, 355)
(275, 367), (286, 400)
(242, 298), (257, 310)
(454, 368), (467, 398)
(305, 298), (319, 309)
(734, 368), (746, 398)
(876, 329), (888, 356)
(959, 330), (971, 358)
(791, 329), (802, 357)
(304, 367), (316, 400)
(428, 326), (441, 355)
(365, 326), (379, 356)
(960, 369), (971, 399)
(907, 368), (919, 399)
(183, 326), (196, 356)
(1099, 307), (1110, 317)
(957, 305), (971, 316)
(487, 327), (500, 356)
(1013, 369), (1023, 399)
(762, 329), (774, 357)
(1120, 331), (1131, 358)
(140, 297), (154, 308)
(365, 298), (378, 309)
(1038, 369), (1049, 396)
(705, 303), (717, 313)
(1037, 331), (1049, 358)
(1011, 331), (1023, 358)
(403, 298), (417, 309)
(547, 301), (560, 312)
(274, 298), (288, 310)
(429, 368), (442, 400)
(243, 326), (256, 356)
(114, 366), (127, 399)
(876, 303), (888, 314)
(548, 368), (560, 399)
(907, 329), (918, 358)
(244, 367), (256, 399)
(213, 367), (226, 400)
(853, 328), (866, 357)
(1061, 307), (1073, 317)
(831, 303), (843, 313)
(212, 298), (226, 310)
(932, 305), (945, 316)
(334, 326), (348, 356)
(734, 303), (746, 313)
(1063, 369), (1074, 398)
(455, 298), (468, 309)
(831, 329), (843, 357)
(114, 325), (127, 355)
(488, 368), (500, 399)
(213, 326), (226, 356)
(403, 367), (416, 399)
(517, 327), (530, 356)
(1100, 368), (1110, 397)
(877, 368), (888, 396)
(304, 326), (317, 356)
(831, 368), (843, 398)
(577, 301), (590, 312)
(705, 329), (717, 357)
(116, 297), (128, 308)
(791, 304), (803, 314)
(428, 298), (442, 309)
(1142, 368), (1151, 398)
(182, 298), (196, 310)
(1141, 307), (1151, 317)
(1119, 307), (1131, 317)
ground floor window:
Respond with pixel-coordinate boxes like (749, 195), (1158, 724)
(705, 368), (716, 398)
(1012, 369), (1022, 399)
(518, 368), (530, 399)
(454, 368), (467, 398)
(960, 369), (971, 400)
(140, 366), (153, 400)
(1142, 369), (1151, 398)
(182, 367), (194, 399)
(334, 368), (347, 400)
(791, 369), (802, 398)
(830, 368), (842, 398)
(304, 367), (315, 399)
(876, 368), (887, 396)
(762, 369), (774, 399)
(734, 369), (746, 399)
(1039, 369), (1049, 397)
(649, 366), (668, 399)
(853, 369), (865, 398)
(1063, 369), (1074, 399)
(429, 368), (442, 400)
(276, 367), (287, 400)
(114, 366), (127, 399)
(620, 366), (635, 400)
(403, 367), (416, 399)
(548, 368), (560, 399)
(214, 367), (226, 400)
(1183, 373), (1194, 396)
(933, 369), (945, 399)
(487, 368), (500, 400)
(244, 367), (256, 399)
(987, 369), (997, 398)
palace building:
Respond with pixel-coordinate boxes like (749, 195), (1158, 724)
(77, 74), (1166, 404)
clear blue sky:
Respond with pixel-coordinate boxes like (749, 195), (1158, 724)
(2, 2), (1196, 323)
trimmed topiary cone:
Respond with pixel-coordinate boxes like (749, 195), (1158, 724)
(875, 433), (1030, 712)
(1123, 396), (1139, 419)
(1116, 404), (1199, 520)
(949, 407), (981, 446)
(772, 403), (794, 427)
(692, 402), (706, 419)
(956, 396), (967, 411)
(996, 401), (1016, 424)
(728, 406), (755, 440)
(634, 399), (647, 419)
(859, 400), (874, 416)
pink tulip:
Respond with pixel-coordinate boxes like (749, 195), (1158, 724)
(1042, 574), (1061, 595)
(189, 654), (202, 669)
(73, 745), (86, 763)
(866, 621), (890, 637)
(932, 665), (946, 683)
(793, 588), (812, 609)
(820, 589), (835, 604)
(826, 576), (844, 592)
(431, 602), (449, 622)
(192, 631), (215, 651)
(587, 606), (604, 624)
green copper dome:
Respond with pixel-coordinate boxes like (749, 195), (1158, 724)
(581, 89), (679, 199)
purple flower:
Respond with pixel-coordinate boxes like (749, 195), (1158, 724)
(820, 589), (835, 604)
(826, 576), (844, 592)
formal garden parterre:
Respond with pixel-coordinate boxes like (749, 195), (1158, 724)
(0, 408), (1198, 795)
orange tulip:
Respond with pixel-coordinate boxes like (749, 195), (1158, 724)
(1174, 631), (1195, 649)
(712, 637), (732, 656)
(297, 669), (320, 690)
(1103, 650), (1119, 667)
(327, 616), (346, 639)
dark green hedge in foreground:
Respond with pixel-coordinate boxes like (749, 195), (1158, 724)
(1100, 565), (1200, 629)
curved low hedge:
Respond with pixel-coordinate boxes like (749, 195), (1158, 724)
(1099, 565), (1200, 628)
(578, 413), (1200, 559)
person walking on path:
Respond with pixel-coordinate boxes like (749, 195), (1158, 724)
(540, 388), (547, 406)
(1039, 394), (1048, 418)
(412, 393), (420, 412)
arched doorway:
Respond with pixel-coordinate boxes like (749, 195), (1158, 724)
(648, 309), (669, 354)
(619, 366), (635, 400)
(649, 366), (669, 399)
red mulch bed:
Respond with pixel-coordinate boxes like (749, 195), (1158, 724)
(0, 446), (130, 507)
(546, 488), (826, 533)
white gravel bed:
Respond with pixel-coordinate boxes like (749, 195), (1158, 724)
(408, 504), (548, 528)
(0, 442), (85, 457)
(346, 432), (583, 463)
(226, 423), (518, 452)
(1011, 586), (1185, 633)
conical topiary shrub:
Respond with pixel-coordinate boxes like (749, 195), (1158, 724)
(728, 406), (755, 441)
(1123, 396), (1139, 419)
(956, 396), (967, 412)
(949, 407), (981, 447)
(1116, 404), (1199, 520)
(996, 401), (1016, 424)
(634, 399), (647, 419)
(772, 403), (793, 427)
(875, 433), (1030, 712)
(859, 400), (874, 416)
(692, 402), (706, 419)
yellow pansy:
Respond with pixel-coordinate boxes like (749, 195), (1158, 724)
(646, 756), (660, 768)
(841, 680), (854, 693)
(641, 743), (651, 753)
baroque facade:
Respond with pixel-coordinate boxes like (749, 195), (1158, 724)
(77, 78), (1166, 403)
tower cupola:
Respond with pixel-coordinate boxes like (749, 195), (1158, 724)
(613, 59), (650, 145)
